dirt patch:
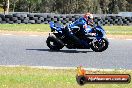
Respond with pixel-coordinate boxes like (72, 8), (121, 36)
(107, 35), (132, 39)
(0, 30), (132, 39)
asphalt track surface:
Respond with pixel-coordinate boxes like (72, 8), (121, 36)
(0, 34), (132, 69)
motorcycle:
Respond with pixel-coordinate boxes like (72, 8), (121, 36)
(46, 22), (109, 52)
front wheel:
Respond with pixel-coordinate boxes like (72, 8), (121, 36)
(46, 35), (64, 51)
(90, 38), (109, 52)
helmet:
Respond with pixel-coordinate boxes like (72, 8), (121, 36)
(83, 13), (94, 25)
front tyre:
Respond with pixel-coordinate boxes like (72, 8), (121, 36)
(46, 35), (64, 51)
(91, 38), (109, 52)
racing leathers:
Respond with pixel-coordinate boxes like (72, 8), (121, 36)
(64, 17), (94, 48)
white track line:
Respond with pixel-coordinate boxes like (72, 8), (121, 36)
(2, 34), (13, 36)
(126, 39), (132, 41)
(1, 34), (132, 41)
(29, 35), (39, 37)
(0, 65), (130, 71)
(108, 38), (114, 40)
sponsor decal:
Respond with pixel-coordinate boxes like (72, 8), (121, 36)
(76, 66), (131, 85)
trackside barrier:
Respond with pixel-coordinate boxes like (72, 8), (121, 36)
(0, 14), (131, 25)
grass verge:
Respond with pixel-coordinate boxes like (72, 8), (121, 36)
(104, 26), (132, 35)
(0, 66), (131, 88)
(0, 24), (131, 35)
(0, 24), (50, 32)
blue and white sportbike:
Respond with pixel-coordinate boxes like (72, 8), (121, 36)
(46, 22), (109, 52)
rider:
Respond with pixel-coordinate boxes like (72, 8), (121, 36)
(64, 13), (95, 48)
(70, 12), (94, 34)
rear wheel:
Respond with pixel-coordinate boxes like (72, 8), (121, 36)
(46, 35), (64, 51)
(91, 38), (109, 52)
(76, 75), (86, 85)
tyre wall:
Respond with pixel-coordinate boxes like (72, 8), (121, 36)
(0, 13), (131, 25)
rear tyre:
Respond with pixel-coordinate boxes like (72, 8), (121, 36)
(46, 35), (64, 51)
(76, 75), (86, 85)
(91, 38), (109, 52)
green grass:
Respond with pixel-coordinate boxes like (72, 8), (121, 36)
(0, 66), (131, 88)
(0, 8), (4, 12)
(0, 24), (50, 32)
(104, 26), (132, 35)
(0, 24), (132, 35)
